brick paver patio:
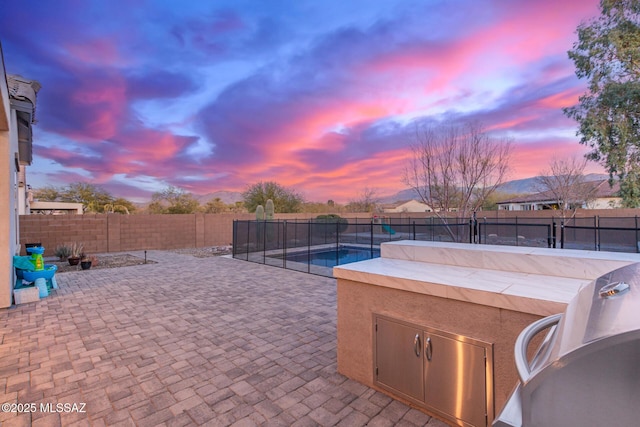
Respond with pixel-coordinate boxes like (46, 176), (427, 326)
(0, 251), (449, 426)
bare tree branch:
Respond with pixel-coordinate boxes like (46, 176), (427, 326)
(402, 121), (512, 237)
(536, 156), (597, 219)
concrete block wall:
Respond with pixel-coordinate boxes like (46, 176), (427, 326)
(20, 214), (109, 255)
(26, 210), (605, 256)
(19, 212), (344, 255)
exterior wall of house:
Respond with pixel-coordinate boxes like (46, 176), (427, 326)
(498, 202), (545, 211)
(383, 200), (432, 213)
(29, 201), (84, 214)
(499, 197), (621, 211)
(17, 168), (30, 215)
(586, 197), (622, 209)
(0, 129), (10, 309)
(0, 54), (17, 308)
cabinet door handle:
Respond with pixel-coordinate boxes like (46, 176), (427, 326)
(425, 337), (432, 361)
(413, 334), (421, 357)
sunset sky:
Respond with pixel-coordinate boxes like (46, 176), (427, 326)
(1, 0), (604, 203)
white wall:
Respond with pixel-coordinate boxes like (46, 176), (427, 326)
(383, 200), (432, 213)
(0, 49), (15, 308)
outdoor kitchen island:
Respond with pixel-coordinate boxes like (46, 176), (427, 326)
(333, 240), (640, 427)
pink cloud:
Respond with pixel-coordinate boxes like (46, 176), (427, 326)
(7, 0), (607, 203)
(510, 140), (603, 179)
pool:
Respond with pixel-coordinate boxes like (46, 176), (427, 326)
(283, 246), (381, 268)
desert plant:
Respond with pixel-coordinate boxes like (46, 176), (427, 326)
(54, 244), (71, 261)
(313, 214), (349, 237)
(69, 242), (84, 258)
(256, 205), (264, 221)
(265, 199), (274, 220)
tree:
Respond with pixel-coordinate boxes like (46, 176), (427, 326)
(301, 201), (343, 213)
(203, 198), (228, 213)
(61, 182), (114, 212)
(564, 0), (640, 207)
(242, 181), (304, 213)
(536, 157), (598, 219)
(148, 186), (201, 214)
(32, 186), (61, 202)
(31, 182), (139, 213)
(104, 198), (136, 214)
(403, 121), (512, 227)
(229, 201), (247, 213)
(345, 187), (380, 213)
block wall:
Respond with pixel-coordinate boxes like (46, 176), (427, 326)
(22, 210), (633, 256)
(19, 212), (362, 255)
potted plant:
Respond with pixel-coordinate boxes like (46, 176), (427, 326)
(54, 244), (71, 261)
(80, 254), (96, 270)
(67, 242), (84, 266)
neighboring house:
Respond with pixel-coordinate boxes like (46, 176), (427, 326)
(29, 201), (84, 214)
(0, 43), (41, 308)
(381, 199), (433, 213)
(497, 180), (621, 211)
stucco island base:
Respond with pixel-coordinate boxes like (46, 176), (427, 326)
(333, 241), (640, 425)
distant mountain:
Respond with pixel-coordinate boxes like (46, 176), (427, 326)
(380, 174), (610, 203)
(379, 188), (420, 203)
(496, 173), (609, 195)
(495, 177), (540, 195)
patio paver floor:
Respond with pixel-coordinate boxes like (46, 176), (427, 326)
(0, 251), (449, 426)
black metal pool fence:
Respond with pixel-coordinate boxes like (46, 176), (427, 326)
(232, 216), (640, 276)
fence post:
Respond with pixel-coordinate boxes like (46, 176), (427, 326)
(561, 220), (565, 249)
(636, 216), (639, 253)
(515, 216), (519, 247)
(283, 221), (287, 269)
(324, 218), (328, 244)
(552, 220), (557, 248)
(246, 220), (251, 260)
(232, 220), (236, 256)
(431, 217), (434, 241)
(596, 215), (600, 251)
(262, 220), (267, 264)
(307, 221), (311, 274)
(412, 221), (416, 240)
(355, 218), (359, 244)
(336, 220), (340, 266)
(370, 218), (374, 254)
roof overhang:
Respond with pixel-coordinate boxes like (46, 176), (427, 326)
(0, 44), (9, 131)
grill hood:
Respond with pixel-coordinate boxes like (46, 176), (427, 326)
(495, 262), (640, 427)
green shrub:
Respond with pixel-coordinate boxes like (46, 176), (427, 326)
(313, 214), (349, 234)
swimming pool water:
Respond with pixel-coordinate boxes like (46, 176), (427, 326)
(284, 246), (380, 267)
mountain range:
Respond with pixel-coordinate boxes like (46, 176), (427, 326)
(378, 173), (609, 203)
(193, 174), (610, 205)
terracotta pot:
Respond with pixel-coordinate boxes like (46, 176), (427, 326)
(68, 257), (80, 266)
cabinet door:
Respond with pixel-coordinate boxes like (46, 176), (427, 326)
(375, 317), (425, 402)
(424, 333), (487, 427)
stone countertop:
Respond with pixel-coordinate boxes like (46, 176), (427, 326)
(334, 241), (640, 317)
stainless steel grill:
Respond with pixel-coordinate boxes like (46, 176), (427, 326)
(494, 262), (640, 427)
